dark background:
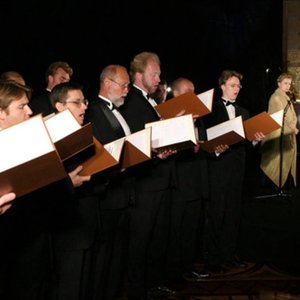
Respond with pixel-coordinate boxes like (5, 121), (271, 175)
(1, 0), (282, 115)
(3, 0), (300, 274)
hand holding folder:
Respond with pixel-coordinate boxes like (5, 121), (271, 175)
(243, 110), (283, 141)
(201, 116), (245, 153)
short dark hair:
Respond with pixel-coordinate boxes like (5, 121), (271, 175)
(50, 81), (83, 109)
(218, 70), (242, 87)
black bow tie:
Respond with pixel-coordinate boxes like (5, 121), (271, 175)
(223, 100), (236, 106)
(103, 99), (118, 111)
(111, 103), (119, 111)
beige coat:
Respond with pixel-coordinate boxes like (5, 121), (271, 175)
(260, 88), (297, 187)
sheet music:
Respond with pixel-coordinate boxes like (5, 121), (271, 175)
(104, 138), (125, 161)
(197, 88), (214, 111)
(125, 128), (151, 156)
(270, 109), (284, 126)
(0, 116), (54, 172)
(207, 116), (245, 140)
(145, 114), (196, 149)
(45, 109), (81, 143)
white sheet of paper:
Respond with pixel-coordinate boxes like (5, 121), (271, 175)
(270, 109), (283, 126)
(125, 128), (151, 156)
(45, 109), (81, 143)
(145, 114), (196, 148)
(207, 116), (245, 140)
(104, 137), (125, 161)
(197, 88), (214, 111)
(0, 116), (55, 172)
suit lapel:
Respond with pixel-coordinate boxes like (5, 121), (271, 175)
(97, 100), (125, 138)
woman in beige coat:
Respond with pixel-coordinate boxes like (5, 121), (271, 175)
(260, 73), (298, 189)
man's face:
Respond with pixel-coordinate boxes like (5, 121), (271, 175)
(0, 95), (32, 129)
(141, 60), (161, 94)
(107, 68), (130, 107)
(221, 76), (242, 100)
(48, 68), (71, 90)
(56, 89), (87, 125)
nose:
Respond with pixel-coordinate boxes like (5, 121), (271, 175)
(26, 105), (33, 116)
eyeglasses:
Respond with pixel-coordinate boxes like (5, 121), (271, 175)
(65, 99), (89, 107)
(108, 78), (130, 89)
(227, 84), (242, 89)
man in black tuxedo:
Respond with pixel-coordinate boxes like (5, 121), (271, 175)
(86, 65), (135, 300)
(119, 52), (177, 299)
(203, 70), (264, 274)
(0, 81), (89, 300)
(166, 78), (210, 282)
(49, 81), (104, 300)
(30, 61), (73, 117)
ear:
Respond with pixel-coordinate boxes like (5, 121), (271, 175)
(104, 77), (111, 86)
(0, 108), (7, 129)
(0, 108), (6, 120)
(55, 102), (65, 112)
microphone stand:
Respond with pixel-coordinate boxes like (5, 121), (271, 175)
(255, 101), (292, 199)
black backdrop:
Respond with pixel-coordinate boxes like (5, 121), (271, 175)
(1, 0), (282, 115)
(3, 0), (300, 276)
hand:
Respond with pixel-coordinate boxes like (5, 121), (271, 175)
(288, 121), (299, 134)
(69, 165), (91, 187)
(155, 147), (177, 159)
(0, 192), (16, 215)
(253, 131), (265, 142)
(192, 114), (200, 122)
(194, 140), (204, 153)
(175, 109), (186, 117)
(215, 144), (229, 154)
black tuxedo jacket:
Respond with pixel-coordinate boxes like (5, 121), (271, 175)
(86, 97), (135, 209)
(119, 86), (176, 192)
(30, 91), (55, 117)
(203, 97), (250, 189)
(173, 118), (209, 201)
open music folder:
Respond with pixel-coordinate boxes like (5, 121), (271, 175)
(79, 137), (123, 176)
(155, 88), (214, 119)
(243, 110), (283, 141)
(44, 109), (95, 162)
(145, 114), (197, 151)
(201, 116), (245, 153)
(0, 115), (67, 197)
(121, 127), (152, 169)
(79, 128), (152, 176)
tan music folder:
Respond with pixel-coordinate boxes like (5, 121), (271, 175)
(80, 128), (152, 174)
(201, 116), (245, 153)
(155, 89), (214, 119)
(145, 114), (197, 151)
(243, 110), (283, 141)
(121, 128), (152, 169)
(45, 109), (95, 161)
(0, 115), (67, 197)
(79, 137), (124, 176)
